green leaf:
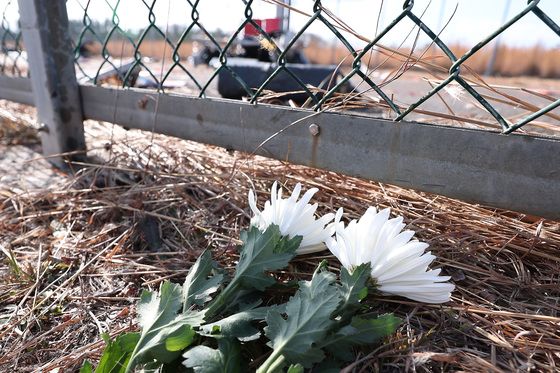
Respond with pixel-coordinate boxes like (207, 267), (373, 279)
(337, 263), (371, 316)
(164, 324), (196, 352)
(273, 232), (303, 255)
(79, 360), (93, 373)
(140, 360), (189, 373)
(259, 270), (342, 372)
(322, 314), (401, 361)
(236, 225), (300, 291)
(94, 332), (140, 373)
(183, 250), (224, 312)
(138, 362), (163, 373)
(182, 339), (244, 373)
(286, 364), (304, 373)
(127, 281), (197, 372)
(138, 282), (183, 331)
(205, 226), (299, 319)
(200, 304), (284, 342)
(291, 347), (325, 367)
(338, 314), (401, 345)
(313, 358), (343, 373)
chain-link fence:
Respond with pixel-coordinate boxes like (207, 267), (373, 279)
(1, 0), (559, 134)
(64, 0), (559, 135)
(1, 0), (560, 217)
(0, 0), (26, 77)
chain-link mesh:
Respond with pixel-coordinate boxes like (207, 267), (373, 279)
(1, 1), (559, 134)
(0, 0), (27, 77)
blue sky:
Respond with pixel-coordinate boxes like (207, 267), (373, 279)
(3, 0), (559, 48)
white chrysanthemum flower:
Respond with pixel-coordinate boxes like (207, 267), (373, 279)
(326, 207), (454, 303)
(248, 181), (335, 255)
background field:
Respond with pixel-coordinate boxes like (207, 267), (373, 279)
(86, 39), (560, 78)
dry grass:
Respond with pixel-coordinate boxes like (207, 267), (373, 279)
(89, 40), (194, 61)
(0, 103), (38, 146)
(305, 41), (560, 79)
(0, 103), (559, 372)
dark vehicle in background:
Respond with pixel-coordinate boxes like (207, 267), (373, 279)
(190, 12), (351, 101)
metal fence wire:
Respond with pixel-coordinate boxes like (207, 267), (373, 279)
(0, 0), (26, 77)
(2, 0), (560, 134)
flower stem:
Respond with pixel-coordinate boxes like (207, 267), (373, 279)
(204, 281), (239, 320)
(257, 352), (285, 373)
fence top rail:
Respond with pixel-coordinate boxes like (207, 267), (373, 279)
(78, 84), (560, 220)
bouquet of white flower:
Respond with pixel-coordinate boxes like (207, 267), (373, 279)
(81, 182), (454, 373)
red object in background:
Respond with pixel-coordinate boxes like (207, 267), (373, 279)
(244, 18), (282, 37)
(262, 18), (282, 33)
(244, 19), (262, 37)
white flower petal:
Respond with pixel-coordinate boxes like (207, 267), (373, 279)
(326, 207), (455, 304)
(387, 230), (416, 251)
(376, 252), (436, 282)
(248, 182), (334, 255)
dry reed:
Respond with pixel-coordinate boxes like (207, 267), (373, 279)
(305, 41), (560, 79)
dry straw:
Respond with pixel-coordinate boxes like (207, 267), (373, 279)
(0, 101), (559, 372)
